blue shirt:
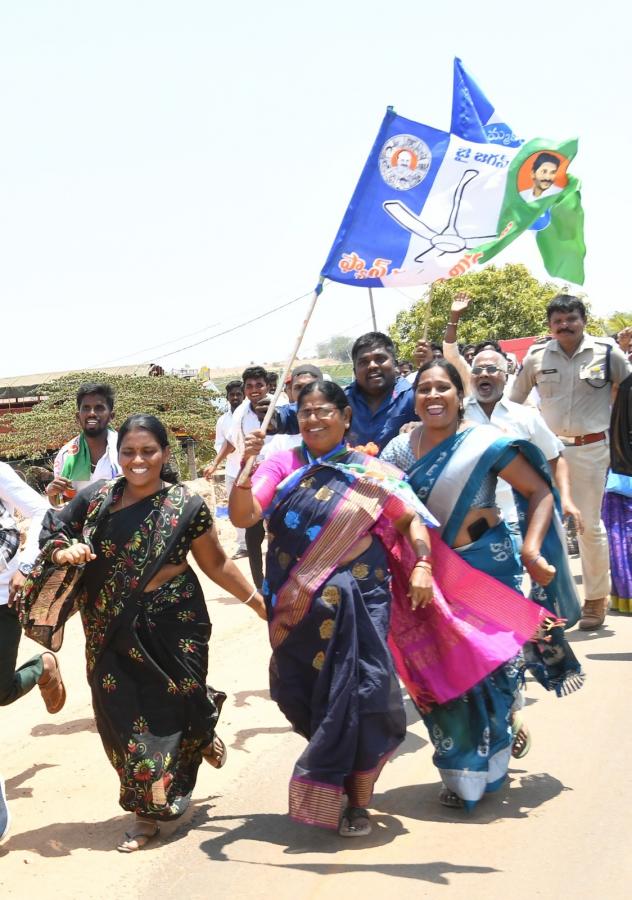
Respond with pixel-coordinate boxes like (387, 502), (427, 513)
(276, 402), (298, 433)
(276, 378), (416, 450)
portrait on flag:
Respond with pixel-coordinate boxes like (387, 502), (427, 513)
(321, 107), (522, 288)
(321, 60), (586, 289)
(517, 151), (568, 203)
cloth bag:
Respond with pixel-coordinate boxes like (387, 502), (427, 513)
(18, 559), (86, 652)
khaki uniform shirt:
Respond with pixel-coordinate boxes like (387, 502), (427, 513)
(509, 334), (631, 438)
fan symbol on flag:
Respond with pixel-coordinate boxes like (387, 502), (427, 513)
(383, 168), (498, 262)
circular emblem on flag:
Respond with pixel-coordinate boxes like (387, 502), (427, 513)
(379, 135), (432, 191)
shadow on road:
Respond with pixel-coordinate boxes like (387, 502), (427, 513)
(235, 860), (500, 884)
(585, 652), (632, 662)
(0, 795), (223, 858)
(230, 725), (292, 753)
(391, 696), (429, 759)
(213, 593), (243, 607)
(373, 771), (569, 824)
(5, 763), (57, 801)
(392, 729), (428, 759)
(566, 628), (615, 643)
(232, 688), (271, 707)
(196, 809), (499, 883)
(31, 717), (97, 737)
(197, 808), (407, 861)
(0, 814), (127, 857)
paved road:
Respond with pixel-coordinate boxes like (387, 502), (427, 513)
(2, 538), (631, 900)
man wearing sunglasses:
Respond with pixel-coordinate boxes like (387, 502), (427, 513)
(465, 349), (582, 536)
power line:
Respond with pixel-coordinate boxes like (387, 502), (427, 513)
(148, 288), (318, 363)
(99, 320), (223, 365)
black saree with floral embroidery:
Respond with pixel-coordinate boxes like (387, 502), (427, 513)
(36, 478), (224, 820)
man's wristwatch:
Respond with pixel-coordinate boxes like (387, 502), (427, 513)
(17, 562), (34, 577)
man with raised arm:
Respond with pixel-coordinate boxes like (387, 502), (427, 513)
(466, 348), (582, 530)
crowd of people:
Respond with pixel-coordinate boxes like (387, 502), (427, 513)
(0, 293), (630, 848)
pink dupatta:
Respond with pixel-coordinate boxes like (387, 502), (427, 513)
(374, 521), (546, 711)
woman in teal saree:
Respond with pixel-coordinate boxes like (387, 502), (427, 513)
(381, 360), (584, 809)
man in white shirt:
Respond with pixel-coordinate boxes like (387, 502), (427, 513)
(0, 463), (64, 713)
(47, 382), (121, 504)
(205, 366), (271, 588)
(204, 380), (247, 558)
(465, 349), (583, 529)
(1, 464), (62, 843)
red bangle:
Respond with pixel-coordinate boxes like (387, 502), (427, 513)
(415, 555), (432, 565)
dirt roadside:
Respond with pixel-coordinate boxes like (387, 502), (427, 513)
(1, 524), (631, 900)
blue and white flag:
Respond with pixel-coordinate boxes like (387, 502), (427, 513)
(451, 57), (522, 149)
(320, 106), (521, 287)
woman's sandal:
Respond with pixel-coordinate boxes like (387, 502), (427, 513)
(38, 652), (66, 714)
(116, 819), (160, 853)
(338, 806), (372, 837)
(511, 714), (532, 759)
(438, 787), (464, 809)
(201, 734), (228, 769)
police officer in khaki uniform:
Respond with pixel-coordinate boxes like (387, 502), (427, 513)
(510, 296), (631, 629)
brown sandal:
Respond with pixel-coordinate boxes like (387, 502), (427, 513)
(38, 652), (66, 714)
(201, 734), (228, 769)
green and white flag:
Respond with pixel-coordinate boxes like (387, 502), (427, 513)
(475, 137), (585, 284)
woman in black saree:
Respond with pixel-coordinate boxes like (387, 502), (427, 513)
(26, 415), (266, 852)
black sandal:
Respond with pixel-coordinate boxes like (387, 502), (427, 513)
(117, 819), (160, 853)
(439, 787), (464, 809)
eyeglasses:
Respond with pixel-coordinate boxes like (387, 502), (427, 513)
(297, 405), (338, 422)
(471, 364), (506, 376)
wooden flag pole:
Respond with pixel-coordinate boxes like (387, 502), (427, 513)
(368, 287), (378, 330)
(422, 282), (434, 341)
(237, 276), (326, 485)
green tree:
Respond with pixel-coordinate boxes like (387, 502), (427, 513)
(388, 264), (606, 359)
(606, 311), (632, 334)
(0, 372), (220, 473)
(316, 335), (355, 362)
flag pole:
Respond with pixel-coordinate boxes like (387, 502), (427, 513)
(368, 287), (378, 330)
(422, 282), (434, 340)
(237, 276), (326, 485)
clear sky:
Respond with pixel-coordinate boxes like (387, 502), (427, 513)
(1, 0), (628, 377)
